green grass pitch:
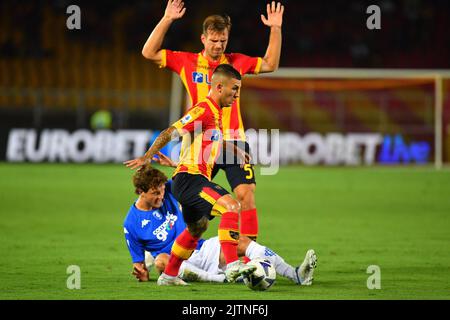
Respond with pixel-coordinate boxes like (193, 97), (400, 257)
(0, 163), (449, 300)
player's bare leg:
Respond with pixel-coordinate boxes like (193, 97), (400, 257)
(154, 253), (169, 274)
(157, 217), (208, 286)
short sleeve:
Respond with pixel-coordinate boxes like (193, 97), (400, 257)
(171, 105), (210, 134)
(161, 49), (187, 74)
(230, 53), (263, 75)
(124, 227), (146, 263)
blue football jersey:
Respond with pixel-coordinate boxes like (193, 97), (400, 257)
(123, 181), (204, 263)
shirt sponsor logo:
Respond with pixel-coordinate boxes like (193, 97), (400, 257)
(192, 72), (204, 83)
(153, 213), (178, 241)
(192, 72), (211, 84)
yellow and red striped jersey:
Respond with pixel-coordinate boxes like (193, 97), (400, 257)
(160, 50), (262, 141)
(171, 96), (223, 181)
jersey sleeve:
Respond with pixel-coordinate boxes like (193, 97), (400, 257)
(171, 105), (211, 134)
(165, 180), (173, 192)
(124, 224), (146, 263)
(230, 53), (263, 75)
(160, 49), (186, 74)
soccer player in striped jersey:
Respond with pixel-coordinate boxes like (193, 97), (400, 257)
(125, 163), (317, 285)
(124, 65), (257, 285)
(141, 0), (284, 261)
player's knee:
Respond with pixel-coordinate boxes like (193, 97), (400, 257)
(235, 184), (256, 210)
(154, 253), (169, 273)
(224, 197), (241, 213)
(187, 217), (209, 237)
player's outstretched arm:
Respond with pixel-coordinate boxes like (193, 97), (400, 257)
(141, 0), (186, 64)
(259, 1), (284, 73)
(123, 127), (178, 170)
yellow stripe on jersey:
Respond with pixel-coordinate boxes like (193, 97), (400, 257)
(196, 54), (210, 102)
(254, 57), (263, 74)
(159, 49), (167, 69)
(189, 133), (203, 174)
(220, 54), (229, 64)
(204, 98), (221, 177)
(171, 242), (195, 260)
(222, 108), (231, 140)
(179, 67), (193, 106)
(236, 99), (245, 140)
(173, 97), (222, 180)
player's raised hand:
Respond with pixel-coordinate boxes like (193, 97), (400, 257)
(261, 1), (284, 28)
(123, 156), (147, 170)
(151, 151), (178, 168)
(163, 0), (186, 21)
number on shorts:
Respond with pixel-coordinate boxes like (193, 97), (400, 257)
(244, 164), (253, 180)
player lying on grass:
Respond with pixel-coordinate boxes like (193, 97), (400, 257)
(123, 163), (317, 285)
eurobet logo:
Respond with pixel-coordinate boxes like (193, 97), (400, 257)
(249, 131), (432, 166)
(192, 72), (211, 84)
(379, 135), (430, 164)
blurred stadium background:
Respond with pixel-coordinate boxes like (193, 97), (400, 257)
(1, 0), (450, 166)
(1, 0), (450, 300)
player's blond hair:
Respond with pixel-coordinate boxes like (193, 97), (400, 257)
(203, 14), (232, 35)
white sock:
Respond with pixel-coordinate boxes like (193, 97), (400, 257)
(245, 241), (297, 283)
(179, 262), (226, 283)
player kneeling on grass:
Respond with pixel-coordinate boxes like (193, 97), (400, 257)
(123, 163), (317, 285)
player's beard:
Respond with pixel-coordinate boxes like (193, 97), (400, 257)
(210, 49), (223, 60)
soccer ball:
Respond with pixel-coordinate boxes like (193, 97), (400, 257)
(243, 258), (276, 291)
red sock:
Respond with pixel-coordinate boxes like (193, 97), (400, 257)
(164, 229), (199, 276)
(240, 209), (258, 263)
(218, 212), (239, 264)
(240, 208), (258, 238)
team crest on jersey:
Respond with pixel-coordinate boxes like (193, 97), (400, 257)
(153, 211), (162, 220)
(180, 114), (192, 125)
(210, 130), (221, 141)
